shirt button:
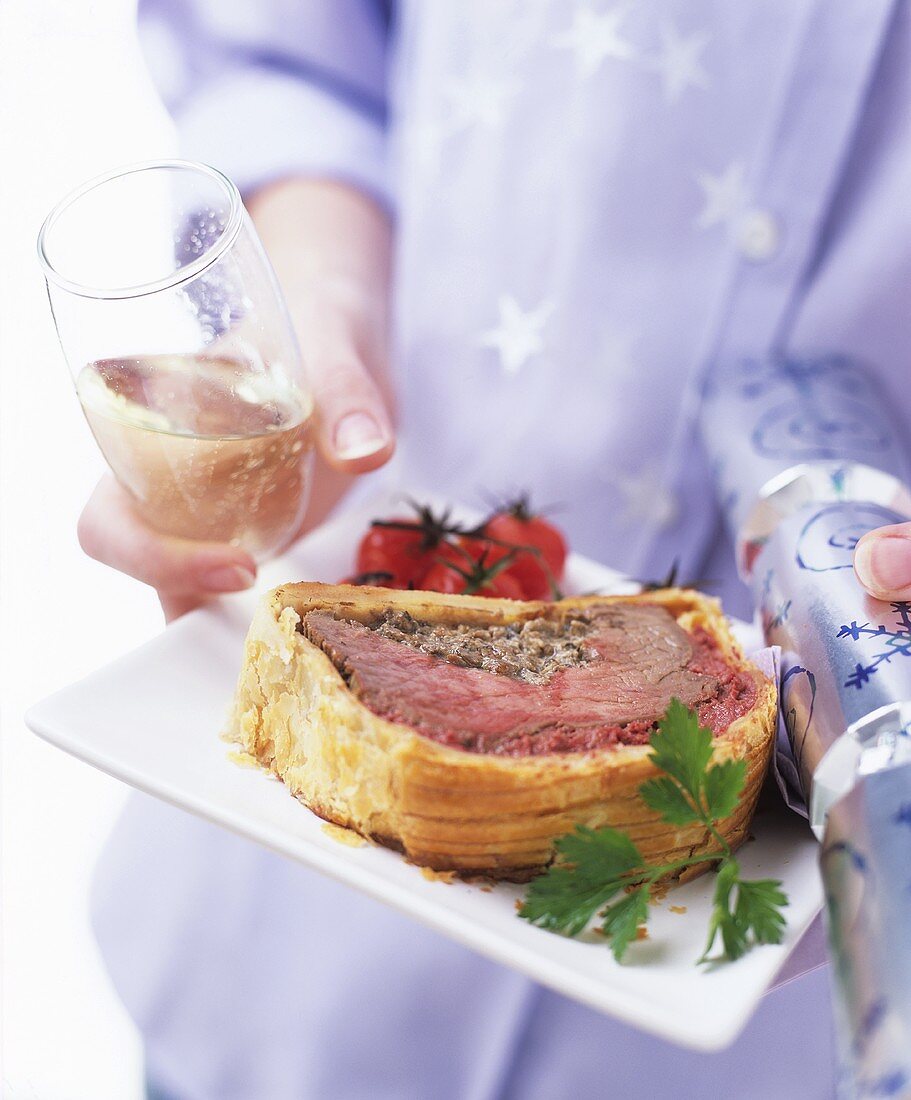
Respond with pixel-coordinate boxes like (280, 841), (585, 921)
(736, 209), (781, 262)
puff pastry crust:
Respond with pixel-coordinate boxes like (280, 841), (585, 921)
(227, 584), (777, 881)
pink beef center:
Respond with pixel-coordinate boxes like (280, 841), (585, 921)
(301, 604), (756, 756)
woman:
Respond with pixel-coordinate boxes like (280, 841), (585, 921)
(85, 2), (911, 1096)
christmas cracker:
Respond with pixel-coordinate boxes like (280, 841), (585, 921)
(701, 353), (911, 1097)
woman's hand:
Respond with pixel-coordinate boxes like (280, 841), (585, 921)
(854, 524), (911, 602)
(77, 180), (395, 621)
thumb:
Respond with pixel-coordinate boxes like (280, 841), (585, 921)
(312, 357), (395, 472)
(303, 310), (395, 475)
(854, 524), (911, 600)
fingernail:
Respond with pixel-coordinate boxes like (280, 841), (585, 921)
(333, 412), (387, 460)
(855, 536), (911, 593)
(200, 564), (257, 593)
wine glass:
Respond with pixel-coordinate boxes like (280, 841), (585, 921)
(37, 159), (314, 561)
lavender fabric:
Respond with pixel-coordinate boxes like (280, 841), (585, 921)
(91, 1), (911, 1095)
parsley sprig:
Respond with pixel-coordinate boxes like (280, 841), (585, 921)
(518, 699), (788, 964)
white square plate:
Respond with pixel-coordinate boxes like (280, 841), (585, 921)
(26, 492), (823, 1051)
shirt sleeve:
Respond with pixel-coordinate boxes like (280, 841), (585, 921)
(138, 0), (392, 209)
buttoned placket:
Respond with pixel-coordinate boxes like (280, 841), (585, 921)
(706, 0), (897, 368)
(647, 0), (899, 572)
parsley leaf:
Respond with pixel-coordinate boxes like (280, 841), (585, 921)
(700, 863), (788, 963)
(518, 700), (789, 967)
(639, 776), (700, 824)
(647, 698), (713, 806)
(702, 857), (746, 962)
(555, 824), (644, 877)
(519, 826), (644, 937)
(703, 758), (747, 821)
(735, 878), (788, 946)
(518, 867), (622, 938)
(600, 886), (651, 961)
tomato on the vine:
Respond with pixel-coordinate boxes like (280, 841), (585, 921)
(421, 544), (526, 599)
(354, 503), (460, 586)
(471, 496), (567, 599)
(484, 498), (566, 577)
(460, 535), (550, 600)
(345, 496), (568, 598)
(356, 521), (435, 585)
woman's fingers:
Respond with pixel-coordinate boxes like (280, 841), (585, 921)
(854, 524), (911, 600)
(247, 179), (396, 477)
(78, 476), (257, 597)
(288, 290), (395, 474)
(307, 339), (395, 473)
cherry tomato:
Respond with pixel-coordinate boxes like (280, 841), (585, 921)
(354, 503), (461, 586)
(347, 499), (567, 598)
(481, 500), (567, 597)
(455, 534), (548, 600)
(356, 521), (431, 585)
(420, 544), (526, 599)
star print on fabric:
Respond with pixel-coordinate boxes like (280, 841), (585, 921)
(694, 161), (749, 230)
(478, 295), (553, 375)
(446, 73), (520, 132)
(613, 468), (679, 529)
(648, 23), (710, 104)
(554, 6), (635, 79)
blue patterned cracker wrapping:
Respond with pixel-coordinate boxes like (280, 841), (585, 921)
(702, 353), (911, 546)
(824, 762), (911, 1098)
(701, 353), (911, 1094)
(752, 498), (911, 828)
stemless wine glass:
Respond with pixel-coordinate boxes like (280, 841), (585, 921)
(37, 160), (314, 561)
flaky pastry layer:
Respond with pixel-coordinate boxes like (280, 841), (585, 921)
(227, 584), (777, 881)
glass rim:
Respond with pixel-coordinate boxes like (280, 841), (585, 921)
(36, 159), (244, 301)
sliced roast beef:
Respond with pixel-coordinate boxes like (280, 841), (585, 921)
(300, 603), (751, 756)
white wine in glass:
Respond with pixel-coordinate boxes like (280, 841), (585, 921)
(39, 160), (314, 560)
(77, 352), (313, 557)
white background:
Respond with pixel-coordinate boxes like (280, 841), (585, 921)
(0, 2), (175, 1095)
